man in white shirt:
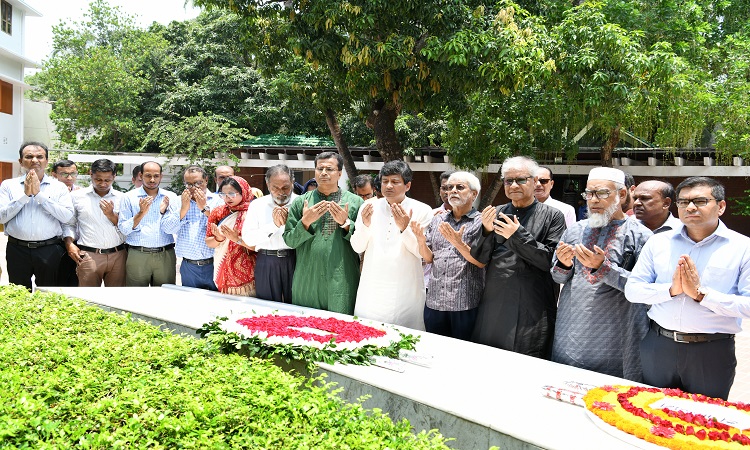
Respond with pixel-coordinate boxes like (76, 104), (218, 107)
(626, 176), (750, 400)
(63, 159), (127, 286)
(242, 164), (298, 303)
(352, 160), (433, 330)
(632, 180), (681, 234)
(534, 166), (576, 227)
(0, 142), (73, 290)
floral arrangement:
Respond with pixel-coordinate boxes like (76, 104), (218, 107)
(585, 385), (750, 449)
(198, 312), (419, 372)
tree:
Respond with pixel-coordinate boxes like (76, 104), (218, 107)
(27, 0), (167, 151)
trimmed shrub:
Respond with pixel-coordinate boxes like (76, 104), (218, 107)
(0, 286), (449, 449)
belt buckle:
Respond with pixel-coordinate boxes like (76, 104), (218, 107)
(673, 332), (689, 343)
(277, 249), (288, 257)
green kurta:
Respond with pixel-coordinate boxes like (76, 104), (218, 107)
(283, 189), (363, 314)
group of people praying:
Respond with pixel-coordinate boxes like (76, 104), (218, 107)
(2, 141), (749, 401)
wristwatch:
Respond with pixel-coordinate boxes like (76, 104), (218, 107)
(695, 286), (708, 302)
(201, 206), (211, 214)
(340, 218), (351, 228)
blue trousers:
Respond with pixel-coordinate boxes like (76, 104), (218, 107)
(180, 260), (218, 291)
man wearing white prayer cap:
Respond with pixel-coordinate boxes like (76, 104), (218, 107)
(550, 166), (653, 381)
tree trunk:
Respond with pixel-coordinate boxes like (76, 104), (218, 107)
(366, 99), (402, 162)
(600, 125), (621, 167)
(479, 169), (504, 209)
(324, 108), (358, 179)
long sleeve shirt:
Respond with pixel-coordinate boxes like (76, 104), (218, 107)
(62, 186), (125, 249)
(625, 221), (750, 334)
(241, 194), (297, 251)
(172, 191), (223, 260)
(117, 187), (179, 247)
(0, 174), (73, 240)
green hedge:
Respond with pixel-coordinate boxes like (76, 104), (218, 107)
(0, 286), (449, 449)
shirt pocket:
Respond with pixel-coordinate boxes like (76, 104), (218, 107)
(701, 265), (737, 293)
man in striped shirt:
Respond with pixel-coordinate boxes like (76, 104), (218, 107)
(63, 159), (127, 286)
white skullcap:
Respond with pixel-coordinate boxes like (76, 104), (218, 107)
(588, 167), (625, 184)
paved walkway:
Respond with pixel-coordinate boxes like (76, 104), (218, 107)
(0, 233), (748, 403)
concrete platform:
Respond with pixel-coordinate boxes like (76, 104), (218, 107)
(42, 285), (666, 450)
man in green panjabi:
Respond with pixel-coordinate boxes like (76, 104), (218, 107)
(283, 152), (363, 314)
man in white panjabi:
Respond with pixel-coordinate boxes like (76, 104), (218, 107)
(351, 160), (433, 330)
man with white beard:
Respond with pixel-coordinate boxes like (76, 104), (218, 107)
(241, 164), (298, 303)
(550, 167), (652, 381)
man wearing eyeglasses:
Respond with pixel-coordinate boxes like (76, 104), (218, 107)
(470, 156), (566, 359)
(625, 177), (750, 400)
(352, 174), (376, 201)
(534, 166), (576, 227)
(551, 167), (652, 381)
(284, 152), (363, 314)
(52, 159), (82, 286)
(171, 165), (223, 290)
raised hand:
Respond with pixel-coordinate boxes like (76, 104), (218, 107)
(391, 202), (412, 232)
(329, 201), (350, 226)
(439, 222), (466, 249)
(209, 222), (226, 242)
(410, 220), (426, 244)
(480, 205), (496, 233)
(301, 200), (328, 229)
(574, 244), (606, 269)
(99, 198), (115, 215)
(493, 212), (520, 239)
(180, 189), (192, 216)
(220, 224), (241, 243)
(272, 206), (289, 227)
(24, 170), (41, 196)
(678, 255), (702, 299)
(360, 202), (374, 227)
(138, 196), (154, 213)
(192, 187), (207, 211)
(555, 242), (575, 268)
(160, 196), (170, 214)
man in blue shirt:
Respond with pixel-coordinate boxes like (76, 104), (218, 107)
(118, 161), (179, 286)
(626, 176), (750, 400)
(173, 165), (223, 290)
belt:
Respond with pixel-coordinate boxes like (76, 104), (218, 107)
(129, 243), (175, 253)
(258, 248), (295, 257)
(78, 244), (127, 254)
(8, 236), (62, 248)
(651, 321), (734, 344)
(183, 257), (214, 266)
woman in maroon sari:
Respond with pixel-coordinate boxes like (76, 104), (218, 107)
(206, 175), (257, 296)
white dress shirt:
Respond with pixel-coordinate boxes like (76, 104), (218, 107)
(625, 221), (750, 334)
(63, 186), (126, 249)
(241, 193), (297, 250)
(541, 196), (577, 227)
(0, 174), (73, 241)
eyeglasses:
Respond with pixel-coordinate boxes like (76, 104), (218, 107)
(57, 172), (78, 178)
(184, 181), (205, 188)
(675, 197), (716, 208)
(581, 189), (612, 200)
(443, 184), (468, 192)
(315, 167), (339, 174)
(217, 192), (241, 199)
(502, 177), (532, 186)
(537, 178), (552, 185)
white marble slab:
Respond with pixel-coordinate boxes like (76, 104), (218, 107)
(44, 286), (642, 450)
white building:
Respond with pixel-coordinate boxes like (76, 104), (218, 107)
(0, 0), (40, 172)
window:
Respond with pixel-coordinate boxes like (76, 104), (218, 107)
(0, 80), (12, 115)
(1, 1), (10, 35)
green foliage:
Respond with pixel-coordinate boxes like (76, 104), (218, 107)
(0, 285), (449, 449)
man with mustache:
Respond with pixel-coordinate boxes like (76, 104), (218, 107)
(470, 156), (566, 358)
(626, 177), (750, 400)
(172, 165), (223, 290)
(551, 167), (652, 381)
(0, 142), (73, 290)
(284, 152), (363, 314)
(351, 160), (433, 330)
(242, 164), (298, 303)
(412, 171), (486, 340)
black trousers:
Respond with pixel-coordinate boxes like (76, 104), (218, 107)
(424, 306), (478, 341)
(6, 241), (66, 290)
(254, 252), (295, 303)
(640, 327), (736, 400)
(57, 252), (79, 287)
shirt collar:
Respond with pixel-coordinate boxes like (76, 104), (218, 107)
(677, 219), (729, 243)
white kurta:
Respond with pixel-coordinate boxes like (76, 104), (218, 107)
(351, 197), (434, 330)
